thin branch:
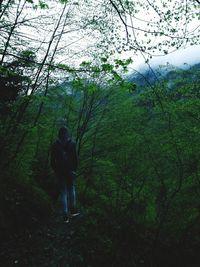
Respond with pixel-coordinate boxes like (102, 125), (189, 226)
(109, 0), (129, 43)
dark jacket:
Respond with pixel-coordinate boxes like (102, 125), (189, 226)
(51, 139), (78, 175)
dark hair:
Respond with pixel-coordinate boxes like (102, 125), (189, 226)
(58, 126), (69, 139)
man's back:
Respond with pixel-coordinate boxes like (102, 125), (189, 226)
(51, 138), (78, 175)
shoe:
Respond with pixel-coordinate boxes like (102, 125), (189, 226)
(71, 212), (80, 217)
(70, 208), (80, 217)
(63, 214), (69, 223)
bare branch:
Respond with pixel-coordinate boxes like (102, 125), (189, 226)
(109, 0), (129, 43)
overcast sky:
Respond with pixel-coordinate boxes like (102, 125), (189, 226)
(127, 45), (200, 72)
(150, 45), (200, 67)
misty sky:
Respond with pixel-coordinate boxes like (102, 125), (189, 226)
(128, 45), (200, 71)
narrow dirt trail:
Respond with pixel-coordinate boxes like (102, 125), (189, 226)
(0, 209), (84, 267)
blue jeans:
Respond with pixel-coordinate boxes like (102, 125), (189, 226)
(58, 171), (76, 215)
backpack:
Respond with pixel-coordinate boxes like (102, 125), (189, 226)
(53, 139), (72, 174)
(61, 141), (71, 169)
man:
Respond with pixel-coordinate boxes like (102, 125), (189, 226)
(51, 126), (79, 223)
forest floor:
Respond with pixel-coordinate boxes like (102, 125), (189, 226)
(1, 205), (200, 267)
(0, 206), (84, 267)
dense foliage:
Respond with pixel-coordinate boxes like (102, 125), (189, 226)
(1, 0), (200, 266)
(1, 61), (200, 266)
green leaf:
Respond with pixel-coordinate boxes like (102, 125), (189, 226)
(100, 57), (108, 63)
(38, 0), (49, 9)
(101, 63), (114, 72)
(59, 0), (69, 4)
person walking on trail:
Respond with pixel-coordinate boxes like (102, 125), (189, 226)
(51, 126), (79, 223)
